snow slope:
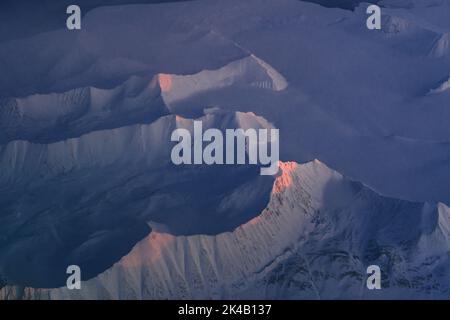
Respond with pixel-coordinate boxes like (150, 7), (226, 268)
(161, 54), (288, 109)
(0, 75), (169, 144)
(0, 109), (274, 288)
(1, 0), (450, 299)
(2, 0), (450, 205)
(3, 160), (450, 299)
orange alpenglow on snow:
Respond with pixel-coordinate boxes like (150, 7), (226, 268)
(121, 232), (174, 267)
(272, 161), (297, 194)
(158, 73), (172, 92)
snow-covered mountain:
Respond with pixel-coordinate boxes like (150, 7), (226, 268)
(0, 75), (169, 144)
(0, 108), (276, 288)
(2, 160), (450, 299)
(1, 0), (450, 299)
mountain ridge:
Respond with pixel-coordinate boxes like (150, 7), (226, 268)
(2, 159), (449, 299)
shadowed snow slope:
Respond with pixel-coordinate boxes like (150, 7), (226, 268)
(2, 0), (450, 299)
(2, 0), (450, 203)
(0, 75), (170, 144)
(161, 54), (288, 108)
(3, 160), (450, 299)
(0, 110), (275, 288)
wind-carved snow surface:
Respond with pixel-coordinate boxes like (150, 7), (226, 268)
(3, 160), (450, 299)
